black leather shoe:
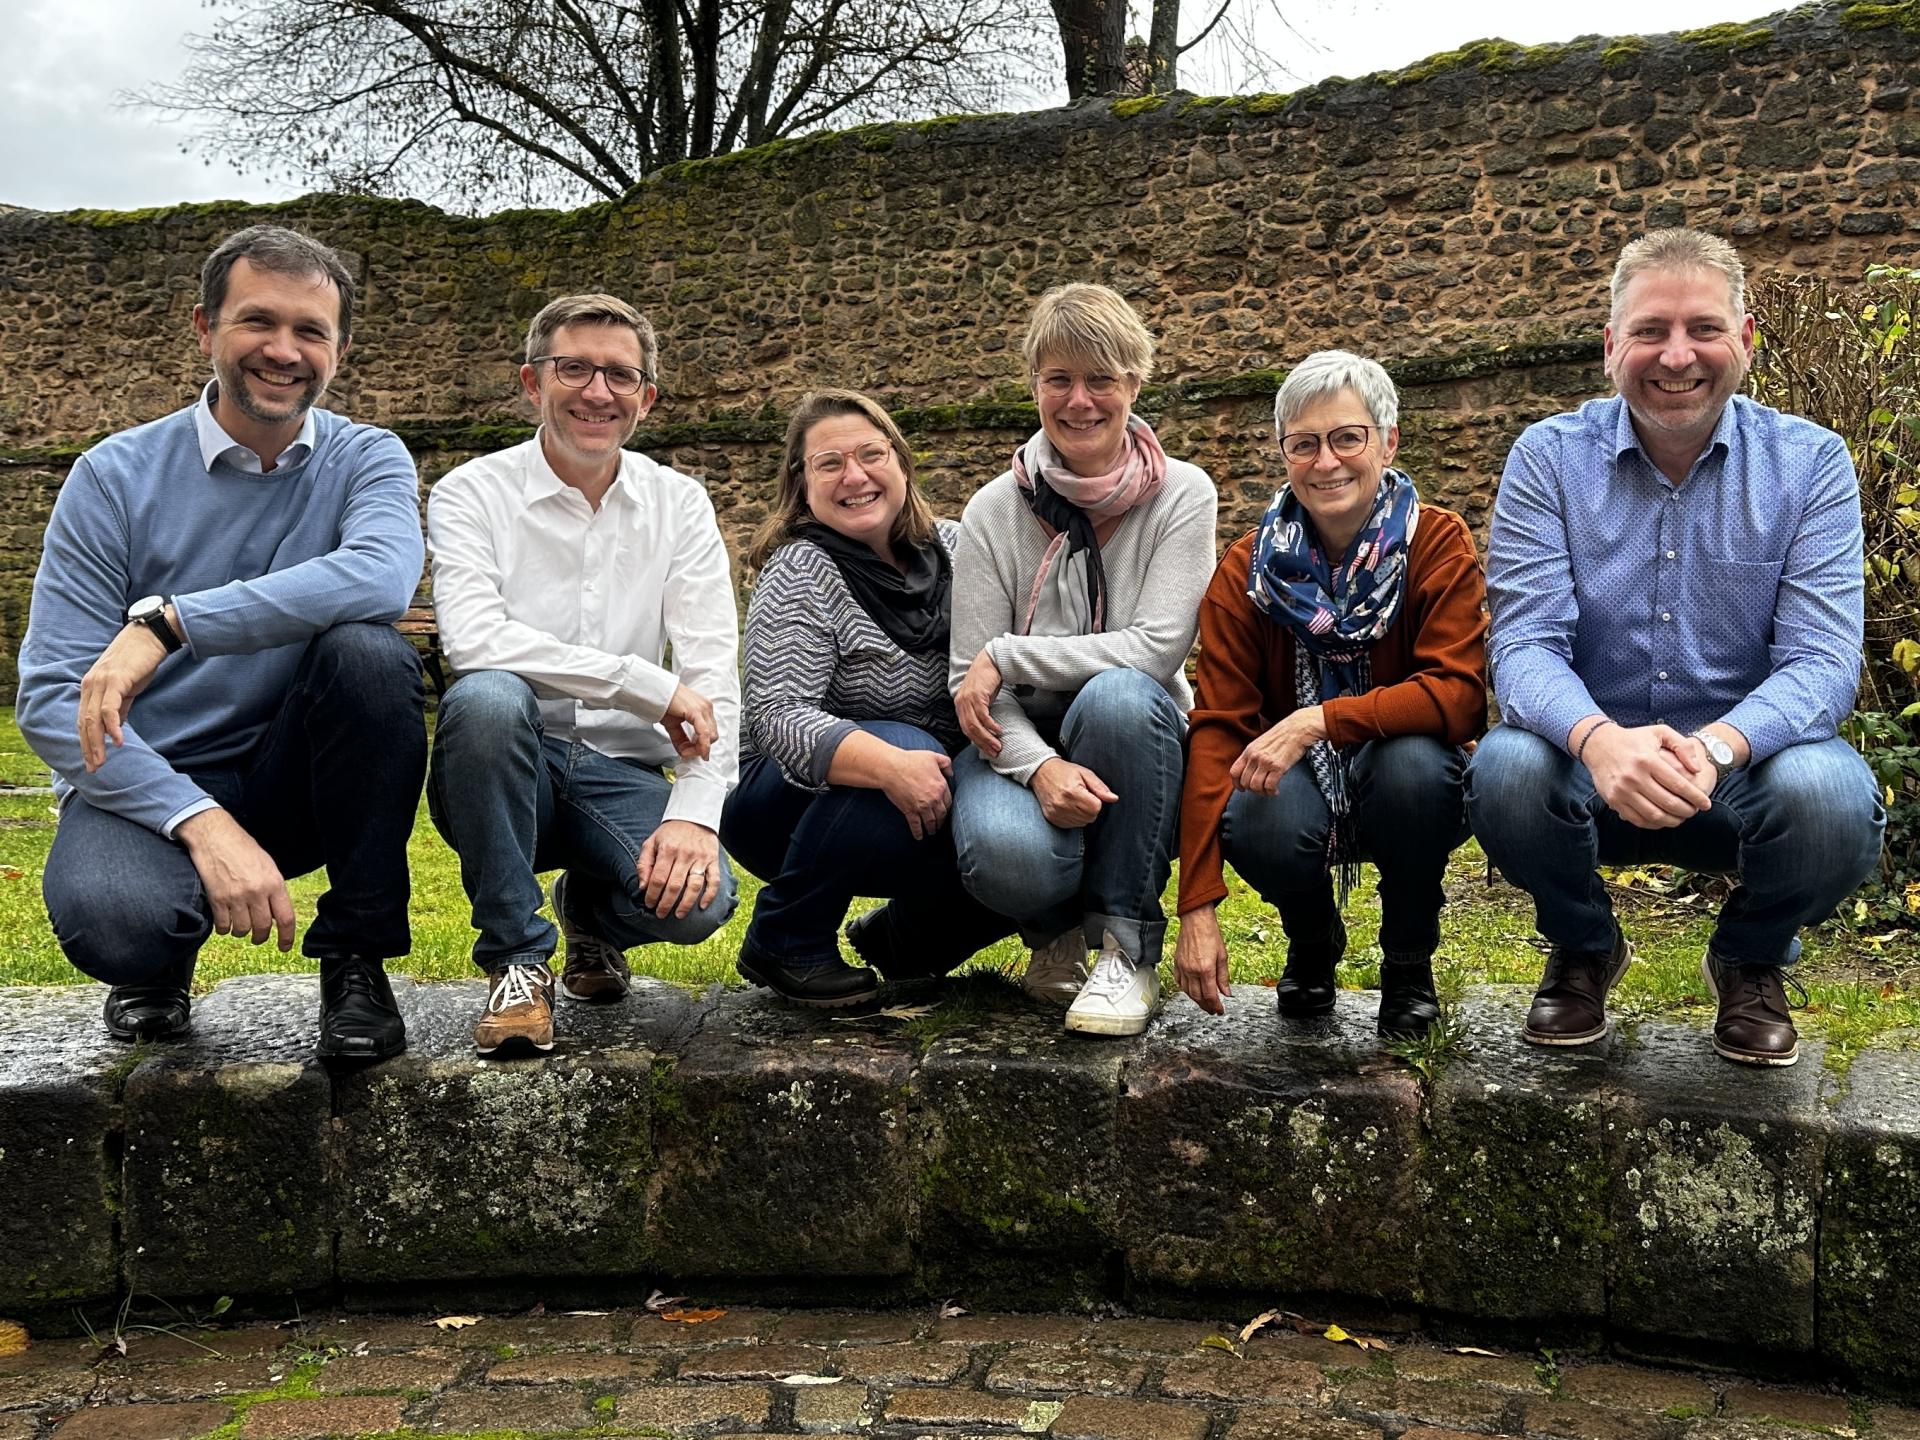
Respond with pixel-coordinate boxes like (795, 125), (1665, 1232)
(738, 948), (879, 1008)
(104, 985), (191, 1041)
(316, 957), (407, 1062)
(1377, 953), (1440, 1039)
(1523, 929), (1634, 1046)
(1276, 915), (1345, 1018)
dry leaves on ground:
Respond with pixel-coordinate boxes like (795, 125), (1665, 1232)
(431, 1316), (484, 1331)
(1322, 1324), (1390, 1351)
(660, 1308), (727, 1325)
(0, 1321), (28, 1357)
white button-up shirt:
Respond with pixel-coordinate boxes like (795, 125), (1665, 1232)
(194, 382), (317, 474)
(426, 433), (740, 829)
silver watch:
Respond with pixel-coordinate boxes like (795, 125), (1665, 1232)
(1691, 730), (1735, 787)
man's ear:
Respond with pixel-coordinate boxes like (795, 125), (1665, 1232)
(193, 304), (213, 357)
(519, 363), (542, 405)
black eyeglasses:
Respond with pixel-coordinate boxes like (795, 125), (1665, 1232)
(1278, 424), (1380, 463)
(531, 355), (654, 396)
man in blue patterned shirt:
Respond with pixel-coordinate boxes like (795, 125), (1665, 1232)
(1468, 228), (1883, 1067)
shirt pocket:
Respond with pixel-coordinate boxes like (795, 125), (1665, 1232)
(1688, 555), (1783, 676)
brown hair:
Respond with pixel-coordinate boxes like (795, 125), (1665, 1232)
(523, 293), (659, 380)
(201, 225), (356, 338)
(745, 390), (936, 574)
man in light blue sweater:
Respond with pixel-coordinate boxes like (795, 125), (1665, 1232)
(16, 224), (428, 1060)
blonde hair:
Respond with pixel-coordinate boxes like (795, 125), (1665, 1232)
(1609, 228), (1747, 324)
(523, 293), (659, 379)
(745, 390), (936, 574)
(1020, 283), (1155, 383)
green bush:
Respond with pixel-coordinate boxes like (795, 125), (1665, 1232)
(1748, 265), (1920, 923)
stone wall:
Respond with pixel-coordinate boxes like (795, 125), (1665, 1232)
(1, 0), (1916, 684)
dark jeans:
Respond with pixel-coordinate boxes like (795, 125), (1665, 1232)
(720, 721), (1013, 975)
(1466, 724), (1885, 966)
(43, 622), (427, 987)
(426, 670), (737, 970)
(1223, 735), (1470, 958)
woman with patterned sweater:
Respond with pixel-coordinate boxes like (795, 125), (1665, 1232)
(1173, 350), (1488, 1039)
(720, 389), (1013, 1007)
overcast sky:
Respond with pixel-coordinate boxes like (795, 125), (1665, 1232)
(1, 0), (1781, 214)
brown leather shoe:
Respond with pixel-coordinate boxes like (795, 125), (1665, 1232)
(1701, 951), (1800, 1067)
(475, 963), (556, 1057)
(1523, 929), (1634, 1046)
(553, 875), (632, 1004)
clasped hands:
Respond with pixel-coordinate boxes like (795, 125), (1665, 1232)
(1579, 719), (1717, 829)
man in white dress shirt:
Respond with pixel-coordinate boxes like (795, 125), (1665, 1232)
(426, 293), (740, 1056)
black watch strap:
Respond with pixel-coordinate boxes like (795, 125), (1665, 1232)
(127, 596), (183, 654)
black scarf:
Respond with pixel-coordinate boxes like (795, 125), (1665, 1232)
(794, 522), (952, 654)
(1019, 478), (1106, 630)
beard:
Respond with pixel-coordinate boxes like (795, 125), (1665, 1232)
(215, 353), (327, 426)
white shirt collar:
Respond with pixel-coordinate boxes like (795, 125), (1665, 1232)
(523, 426), (640, 509)
(194, 382), (318, 475)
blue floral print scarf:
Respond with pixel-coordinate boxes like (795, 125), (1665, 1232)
(1247, 469), (1419, 902)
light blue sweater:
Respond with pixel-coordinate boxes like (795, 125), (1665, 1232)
(17, 404), (424, 833)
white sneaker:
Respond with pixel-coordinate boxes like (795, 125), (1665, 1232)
(1064, 931), (1160, 1036)
(1024, 929), (1090, 1008)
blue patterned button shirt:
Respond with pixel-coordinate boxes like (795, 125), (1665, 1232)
(1486, 393), (1863, 765)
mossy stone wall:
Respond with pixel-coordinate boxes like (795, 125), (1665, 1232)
(1, 0), (1915, 683)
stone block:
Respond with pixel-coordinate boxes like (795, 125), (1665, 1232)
(614, 1383), (772, 1428)
(53, 1403), (231, 1440)
(1820, 1049), (1920, 1388)
(1116, 992), (1423, 1301)
(675, 1345), (834, 1381)
(984, 1349), (1147, 1397)
(308, 1354), (465, 1394)
(768, 1311), (926, 1345)
(334, 980), (688, 1284)
(791, 1383), (865, 1431)
(647, 993), (917, 1277)
(485, 1354), (653, 1384)
(238, 1397), (406, 1438)
(121, 977), (336, 1295)
(916, 1004), (1124, 1301)
(833, 1345), (969, 1384)
(1388, 1346), (1546, 1394)
(883, 1389), (1049, 1427)
(423, 1388), (592, 1431)
(1720, 1383), (1851, 1427)
(1557, 1362), (1715, 1414)
(1422, 989), (1614, 1321)
(0, 987), (127, 1310)
(1334, 1377), (1513, 1433)
(1050, 1396), (1208, 1440)
(1605, 1020), (1826, 1353)
(933, 1315), (1085, 1346)
(1520, 1399), (1671, 1440)
(1223, 1416), (1379, 1440)
(1156, 1355), (1321, 1403)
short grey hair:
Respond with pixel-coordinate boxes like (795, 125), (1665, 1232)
(1609, 228), (1746, 323)
(1274, 350), (1399, 435)
(523, 293), (659, 381)
(201, 225), (356, 337)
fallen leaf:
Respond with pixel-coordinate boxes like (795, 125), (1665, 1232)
(834, 1003), (936, 1022)
(1323, 1324), (1352, 1344)
(1355, 1335), (1391, 1352)
(1450, 1346), (1500, 1357)
(1257, 977), (1279, 988)
(0, 1320), (28, 1357)
(0, 867), (24, 881)
(1238, 1309), (1281, 1343)
(660, 1307), (727, 1325)
(778, 1374), (841, 1386)
(1200, 1335), (1240, 1356)
(938, 1301), (968, 1320)
(644, 1291), (687, 1312)
(1322, 1324), (1390, 1351)
(432, 1316), (484, 1331)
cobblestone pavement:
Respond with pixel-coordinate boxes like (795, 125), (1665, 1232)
(1, 1307), (1910, 1440)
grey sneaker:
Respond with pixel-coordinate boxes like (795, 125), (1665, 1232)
(554, 873), (632, 1003)
(1023, 928), (1089, 1008)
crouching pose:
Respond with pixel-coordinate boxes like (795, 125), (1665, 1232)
(1174, 351), (1487, 1038)
(17, 224), (427, 1061)
(948, 283), (1218, 1036)
(426, 293), (739, 1056)
(720, 390), (1015, 1006)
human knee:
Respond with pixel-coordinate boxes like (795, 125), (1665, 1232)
(1358, 735), (1466, 822)
(954, 816), (1079, 918)
(1067, 668), (1181, 742)
(304, 622), (424, 698)
(1221, 786), (1327, 897)
(44, 873), (203, 986)
(1749, 741), (1885, 885)
(437, 670), (541, 738)
(1465, 725), (1567, 836)
(627, 863), (739, 944)
(857, 720), (946, 755)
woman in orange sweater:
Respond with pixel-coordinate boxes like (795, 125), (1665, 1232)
(1174, 350), (1488, 1039)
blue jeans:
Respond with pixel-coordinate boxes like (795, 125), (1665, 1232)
(1466, 724), (1884, 966)
(720, 721), (1014, 975)
(950, 668), (1185, 964)
(43, 622), (427, 987)
(426, 670), (737, 970)
(1224, 735), (1469, 958)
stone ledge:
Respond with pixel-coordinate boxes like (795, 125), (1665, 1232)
(5, 975), (1918, 1398)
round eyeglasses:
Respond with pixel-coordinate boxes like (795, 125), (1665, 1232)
(1279, 424), (1380, 463)
(531, 355), (653, 396)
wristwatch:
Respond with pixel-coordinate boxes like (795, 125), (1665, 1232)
(126, 595), (183, 654)
(1690, 729), (1735, 788)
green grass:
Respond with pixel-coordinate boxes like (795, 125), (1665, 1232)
(2, 709), (1917, 1064)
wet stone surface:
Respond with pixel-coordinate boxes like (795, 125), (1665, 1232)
(1820, 1047), (1920, 1382)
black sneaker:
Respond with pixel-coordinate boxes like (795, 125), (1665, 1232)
(737, 947), (878, 1008)
(103, 984), (191, 1041)
(316, 956), (407, 1062)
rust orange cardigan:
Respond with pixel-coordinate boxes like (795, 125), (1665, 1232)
(1177, 504), (1490, 914)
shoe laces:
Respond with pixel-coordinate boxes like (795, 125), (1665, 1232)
(488, 965), (550, 1014)
(1081, 949), (1140, 1002)
(332, 962), (380, 997)
(567, 931), (627, 975)
(1731, 964), (1807, 1011)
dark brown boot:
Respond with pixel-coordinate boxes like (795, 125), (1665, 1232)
(1701, 951), (1800, 1067)
(1523, 929), (1634, 1046)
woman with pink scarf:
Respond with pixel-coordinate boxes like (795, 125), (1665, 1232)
(948, 284), (1218, 1036)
